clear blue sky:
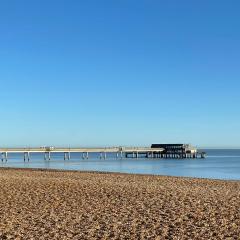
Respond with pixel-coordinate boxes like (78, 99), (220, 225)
(0, 1), (240, 148)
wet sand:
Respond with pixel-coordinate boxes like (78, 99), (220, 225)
(0, 168), (240, 239)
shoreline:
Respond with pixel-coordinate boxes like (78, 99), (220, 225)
(0, 166), (240, 182)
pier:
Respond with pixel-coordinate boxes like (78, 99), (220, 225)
(0, 144), (205, 162)
(0, 147), (164, 162)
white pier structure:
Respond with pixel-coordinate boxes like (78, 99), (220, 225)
(0, 147), (164, 162)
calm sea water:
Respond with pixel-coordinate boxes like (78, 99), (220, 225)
(1, 149), (240, 180)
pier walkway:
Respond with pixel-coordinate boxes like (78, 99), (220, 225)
(0, 147), (164, 162)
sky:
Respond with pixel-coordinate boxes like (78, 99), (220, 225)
(0, 0), (240, 148)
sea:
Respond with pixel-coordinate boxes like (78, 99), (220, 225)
(1, 149), (240, 180)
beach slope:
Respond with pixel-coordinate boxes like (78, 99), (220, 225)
(0, 169), (239, 239)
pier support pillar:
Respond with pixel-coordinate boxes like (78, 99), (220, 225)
(48, 152), (51, 161)
(27, 152), (30, 162)
(1, 152), (5, 162)
(104, 152), (107, 159)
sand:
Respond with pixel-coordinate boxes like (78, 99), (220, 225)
(0, 168), (239, 239)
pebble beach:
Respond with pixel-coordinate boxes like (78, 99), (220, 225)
(0, 168), (240, 239)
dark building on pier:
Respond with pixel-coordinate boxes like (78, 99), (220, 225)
(151, 144), (196, 154)
(151, 144), (204, 158)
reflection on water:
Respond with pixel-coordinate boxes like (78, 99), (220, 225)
(1, 149), (240, 180)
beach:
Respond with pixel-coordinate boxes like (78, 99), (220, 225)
(0, 169), (239, 239)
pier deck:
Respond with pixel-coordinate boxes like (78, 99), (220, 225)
(0, 147), (164, 162)
(0, 144), (206, 162)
